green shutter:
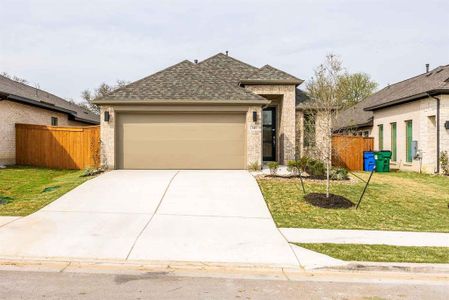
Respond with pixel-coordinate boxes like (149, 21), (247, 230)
(391, 123), (397, 161)
(378, 124), (383, 150)
(406, 120), (413, 162)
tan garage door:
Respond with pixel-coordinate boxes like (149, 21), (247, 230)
(117, 112), (246, 169)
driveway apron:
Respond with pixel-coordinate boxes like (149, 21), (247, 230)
(0, 170), (299, 267)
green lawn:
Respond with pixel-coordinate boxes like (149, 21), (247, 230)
(297, 243), (449, 263)
(257, 171), (449, 232)
(0, 166), (93, 216)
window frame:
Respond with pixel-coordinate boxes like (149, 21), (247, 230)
(405, 120), (413, 163)
(390, 122), (397, 161)
(51, 117), (58, 126)
(303, 111), (316, 147)
(378, 124), (383, 150)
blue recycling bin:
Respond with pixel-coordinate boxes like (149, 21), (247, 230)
(363, 151), (375, 171)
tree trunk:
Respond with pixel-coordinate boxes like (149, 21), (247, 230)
(326, 113), (332, 198)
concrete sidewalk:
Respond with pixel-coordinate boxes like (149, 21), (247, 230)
(0, 216), (20, 227)
(281, 228), (449, 247)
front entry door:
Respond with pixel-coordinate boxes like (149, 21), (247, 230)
(263, 107), (277, 161)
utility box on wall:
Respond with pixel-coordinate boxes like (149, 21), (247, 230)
(412, 141), (418, 159)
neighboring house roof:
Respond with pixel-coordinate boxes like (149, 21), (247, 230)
(240, 65), (303, 85)
(94, 60), (268, 104)
(364, 64), (449, 111)
(0, 75), (99, 124)
(95, 53), (303, 105)
(333, 100), (374, 131)
(334, 64), (449, 131)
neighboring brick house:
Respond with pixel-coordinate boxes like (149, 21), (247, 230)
(94, 52), (326, 170)
(335, 64), (449, 173)
(0, 75), (99, 165)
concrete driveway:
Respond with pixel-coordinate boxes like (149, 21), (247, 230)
(0, 170), (299, 267)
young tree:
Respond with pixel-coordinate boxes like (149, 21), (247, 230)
(305, 54), (344, 197)
(304, 54), (378, 198)
(81, 80), (129, 114)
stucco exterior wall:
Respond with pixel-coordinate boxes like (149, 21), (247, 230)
(99, 104), (263, 170)
(372, 95), (449, 173)
(244, 85), (296, 163)
(0, 100), (86, 165)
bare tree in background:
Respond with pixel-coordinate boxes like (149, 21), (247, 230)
(304, 54), (376, 198)
(81, 80), (129, 114)
(1, 72), (28, 84)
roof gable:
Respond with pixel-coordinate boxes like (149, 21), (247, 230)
(197, 53), (258, 85)
(241, 65), (303, 85)
(96, 60), (267, 102)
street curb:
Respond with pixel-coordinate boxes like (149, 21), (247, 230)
(0, 257), (303, 278)
(324, 261), (449, 274)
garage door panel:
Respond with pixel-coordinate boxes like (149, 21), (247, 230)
(123, 124), (244, 141)
(117, 113), (246, 169)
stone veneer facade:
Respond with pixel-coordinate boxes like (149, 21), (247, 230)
(0, 100), (86, 165)
(244, 84), (297, 164)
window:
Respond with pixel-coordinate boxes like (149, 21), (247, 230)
(303, 111), (316, 147)
(51, 117), (58, 126)
(378, 124), (383, 150)
(405, 120), (413, 162)
(391, 122), (397, 161)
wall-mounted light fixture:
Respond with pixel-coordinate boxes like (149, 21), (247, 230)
(445, 121), (449, 129)
(252, 111), (258, 122)
(104, 111), (110, 122)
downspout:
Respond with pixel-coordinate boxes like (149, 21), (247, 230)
(428, 93), (441, 173)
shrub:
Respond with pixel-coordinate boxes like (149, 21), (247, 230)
(304, 158), (326, 177)
(330, 167), (349, 180)
(267, 161), (280, 176)
(441, 151), (449, 176)
(248, 161), (261, 172)
(287, 160), (302, 175)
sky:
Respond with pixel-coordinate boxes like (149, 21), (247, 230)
(1, 0), (448, 103)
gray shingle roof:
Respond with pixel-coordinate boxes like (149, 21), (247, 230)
(334, 64), (449, 130)
(197, 53), (258, 86)
(96, 60), (268, 102)
(241, 65), (303, 85)
(364, 65), (449, 111)
(0, 75), (99, 124)
(333, 100), (374, 131)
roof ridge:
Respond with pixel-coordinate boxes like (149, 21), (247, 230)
(191, 63), (267, 101)
(377, 65), (449, 93)
(198, 52), (258, 70)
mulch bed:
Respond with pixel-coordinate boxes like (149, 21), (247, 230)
(304, 193), (354, 209)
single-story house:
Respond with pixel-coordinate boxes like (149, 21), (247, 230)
(0, 75), (99, 165)
(94, 52), (324, 170)
(336, 64), (449, 173)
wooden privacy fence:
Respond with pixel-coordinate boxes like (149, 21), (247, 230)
(16, 124), (100, 169)
(332, 135), (374, 171)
